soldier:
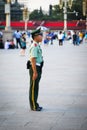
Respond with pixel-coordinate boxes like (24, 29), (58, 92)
(29, 28), (44, 111)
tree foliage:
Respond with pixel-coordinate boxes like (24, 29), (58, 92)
(29, 0), (85, 21)
(67, 0), (85, 20)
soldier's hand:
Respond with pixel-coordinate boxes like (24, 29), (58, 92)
(33, 71), (38, 80)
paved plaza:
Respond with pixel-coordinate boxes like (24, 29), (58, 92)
(0, 40), (87, 130)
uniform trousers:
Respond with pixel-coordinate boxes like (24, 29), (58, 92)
(29, 66), (42, 110)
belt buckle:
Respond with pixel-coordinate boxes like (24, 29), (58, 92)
(36, 63), (41, 66)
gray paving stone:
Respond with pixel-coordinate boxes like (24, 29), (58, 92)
(0, 40), (87, 130)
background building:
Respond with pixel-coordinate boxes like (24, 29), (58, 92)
(0, 0), (24, 21)
(11, 0), (24, 21)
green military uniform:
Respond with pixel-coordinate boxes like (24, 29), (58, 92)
(29, 28), (43, 111)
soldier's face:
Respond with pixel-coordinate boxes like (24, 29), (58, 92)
(36, 35), (43, 42)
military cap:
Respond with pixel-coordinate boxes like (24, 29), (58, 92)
(31, 28), (42, 37)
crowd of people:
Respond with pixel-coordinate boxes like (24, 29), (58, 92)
(0, 30), (28, 56)
(0, 29), (87, 53)
(43, 30), (87, 46)
(4, 39), (15, 49)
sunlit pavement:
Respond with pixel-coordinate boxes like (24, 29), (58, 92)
(0, 40), (87, 130)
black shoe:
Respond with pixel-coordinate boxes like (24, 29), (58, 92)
(39, 106), (43, 110)
(31, 106), (43, 111)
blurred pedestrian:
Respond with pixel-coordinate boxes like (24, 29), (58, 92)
(58, 31), (64, 46)
(84, 32), (87, 43)
(73, 31), (78, 45)
(9, 39), (15, 49)
(4, 40), (10, 49)
(0, 31), (3, 38)
(14, 30), (22, 48)
(4, 39), (15, 49)
(20, 33), (26, 56)
(79, 31), (84, 44)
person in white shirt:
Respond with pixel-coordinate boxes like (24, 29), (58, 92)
(4, 40), (10, 49)
(58, 31), (64, 46)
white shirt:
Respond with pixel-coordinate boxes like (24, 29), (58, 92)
(15, 31), (21, 39)
(58, 33), (64, 40)
(5, 41), (10, 49)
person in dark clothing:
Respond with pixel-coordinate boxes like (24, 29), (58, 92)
(73, 31), (78, 45)
(14, 30), (22, 48)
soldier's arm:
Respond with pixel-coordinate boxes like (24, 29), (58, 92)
(31, 58), (38, 80)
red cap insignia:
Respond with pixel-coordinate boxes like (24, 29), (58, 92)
(34, 43), (37, 47)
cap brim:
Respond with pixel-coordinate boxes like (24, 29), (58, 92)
(34, 32), (43, 36)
